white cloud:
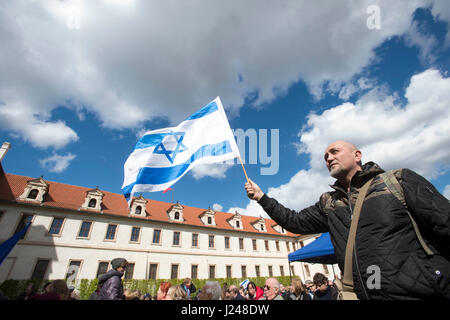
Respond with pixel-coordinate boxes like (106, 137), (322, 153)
(39, 153), (77, 173)
(212, 203), (223, 212)
(191, 163), (234, 180)
(3, 0), (448, 151)
(444, 185), (450, 199)
(238, 69), (450, 219)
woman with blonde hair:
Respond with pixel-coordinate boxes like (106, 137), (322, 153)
(165, 285), (187, 300)
(289, 278), (312, 300)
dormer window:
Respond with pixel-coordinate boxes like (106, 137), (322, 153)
(272, 224), (287, 235)
(130, 195), (147, 216)
(251, 217), (267, 233)
(18, 176), (49, 204)
(81, 187), (104, 211)
(88, 199), (97, 208)
(227, 211), (243, 230)
(27, 189), (39, 200)
(167, 202), (184, 222)
(135, 206), (142, 215)
(199, 208), (216, 226)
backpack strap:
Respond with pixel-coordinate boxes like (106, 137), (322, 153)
(342, 178), (374, 292)
(380, 170), (434, 256)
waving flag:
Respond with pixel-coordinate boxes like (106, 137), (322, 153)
(122, 97), (240, 202)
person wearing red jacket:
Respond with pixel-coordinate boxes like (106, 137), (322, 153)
(246, 281), (264, 300)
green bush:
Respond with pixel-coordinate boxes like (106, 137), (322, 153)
(0, 276), (294, 300)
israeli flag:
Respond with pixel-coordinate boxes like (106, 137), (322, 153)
(122, 97), (240, 202)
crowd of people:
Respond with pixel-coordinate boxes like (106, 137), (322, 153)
(0, 256), (342, 300)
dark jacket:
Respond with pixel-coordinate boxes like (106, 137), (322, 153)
(98, 269), (124, 300)
(258, 162), (450, 299)
(313, 285), (339, 300)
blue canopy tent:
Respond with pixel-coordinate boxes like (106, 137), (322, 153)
(288, 232), (338, 280)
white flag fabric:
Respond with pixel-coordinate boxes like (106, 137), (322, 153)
(122, 97), (240, 202)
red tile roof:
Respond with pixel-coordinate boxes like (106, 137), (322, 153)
(0, 173), (299, 238)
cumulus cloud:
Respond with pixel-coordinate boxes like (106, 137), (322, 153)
(235, 68), (450, 218)
(39, 153), (77, 173)
(212, 203), (223, 212)
(4, 0), (450, 151)
(191, 162), (234, 180)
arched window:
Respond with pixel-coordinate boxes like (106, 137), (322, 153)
(174, 211), (180, 220)
(207, 217), (212, 225)
(135, 206), (142, 215)
(27, 189), (39, 200)
(88, 199), (97, 208)
(260, 224), (265, 231)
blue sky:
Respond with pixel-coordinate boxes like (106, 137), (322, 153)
(1, 1), (449, 218)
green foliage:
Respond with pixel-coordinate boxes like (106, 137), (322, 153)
(0, 275), (294, 300)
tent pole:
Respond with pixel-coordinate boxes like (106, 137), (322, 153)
(288, 261), (292, 282)
(301, 263), (306, 282)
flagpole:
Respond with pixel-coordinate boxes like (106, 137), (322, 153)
(238, 155), (250, 183)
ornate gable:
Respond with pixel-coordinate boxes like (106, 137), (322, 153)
(17, 176), (49, 203)
(130, 195), (148, 216)
(167, 202), (184, 222)
(81, 187), (104, 211)
(199, 207), (216, 226)
(251, 217), (267, 232)
(227, 211), (243, 230)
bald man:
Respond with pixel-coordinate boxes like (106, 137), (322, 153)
(245, 141), (450, 300)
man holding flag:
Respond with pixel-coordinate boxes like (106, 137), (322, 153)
(122, 97), (241, 203)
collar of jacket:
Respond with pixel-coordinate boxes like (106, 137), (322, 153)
(330, 161), (385, 193)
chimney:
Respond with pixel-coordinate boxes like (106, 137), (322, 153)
(0, 142), (11, 161)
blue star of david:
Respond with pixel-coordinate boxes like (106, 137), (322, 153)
(153, 131), (188, 164)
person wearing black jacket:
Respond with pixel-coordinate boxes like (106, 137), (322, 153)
(98, 258), (127, 300)
(245, 140), (450, 299)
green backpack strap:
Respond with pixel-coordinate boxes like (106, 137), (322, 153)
(380, 170), (434, 256)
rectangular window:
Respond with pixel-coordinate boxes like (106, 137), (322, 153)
(300, 241), (304, 248)
(105, 224), (117, 240)
(304, 264), (311, 277)
(173, 231), (180, 246)
(241, 265), (247, 278)
(208, 235), (215, 248)
(290, 265), (296, 276)
(48, 217), (64, 235)
(78, 221), (92, 238)
(191, 265), (198, 279)
(286, 241), (290, 252)
(239, 238), (244, 250)
(252, 239), (257, 251)
(65, 260), (81, 283)
(149, 264), (158, 280)
(130, 227), (140, 242)
(209, 265), (215, 279)
(15, 214), (33, 239)
(152, 229), (161, 244)
(192, 233), (199, 247)
(268, 265), (273, 277)
(292, 242), (296, 250)
(224, 236), (230, 249)
(124, 263), (135, 280)
(31, 259), (49, 280)
(96, 262), (109, 278)
(226, 265), (232, 278)
(276, 241), (280, 252)
(265, 240), (270, 251)
(171, 264), (179, 279)
(255, 265), (260, 278)
(280, 265), (285, 277)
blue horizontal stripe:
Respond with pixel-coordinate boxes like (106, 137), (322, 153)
(122, 140), (232, 199)
(185, 101), (218, 120)
(134, 133), (171, 151)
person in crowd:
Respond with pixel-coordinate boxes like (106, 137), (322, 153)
(259, 278), (284, 300)
(288, 278), (312, 300)
(17, 282), (35, 300)
(165, 285), (188, 300)
(68, 286), (80, 300)
(245, 140), (450, 299)
(221, 283), (231, 300)
(142, 293), (152, 300)
(197, 281), (222, 300)
(246, 281), (264, 300)
(98, 258), (127, 300)
(31, 279), (70, 300)
(228, 285), (247, 300)
(313, 273), (339, 300)
(280, 284), (291, 300)
(239, 286), (247, 298)
(157, 281), (172, 300)
(180, 277), (196, 299)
